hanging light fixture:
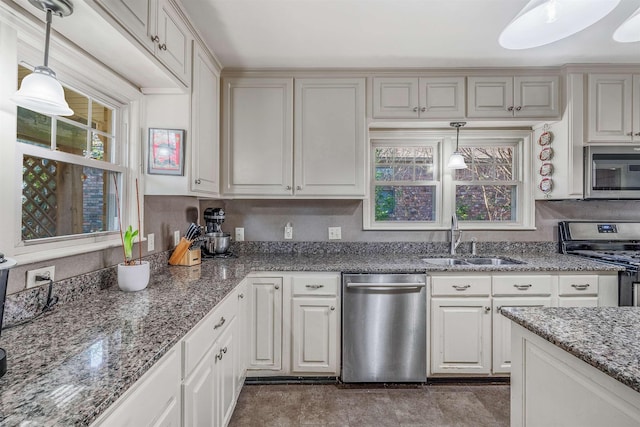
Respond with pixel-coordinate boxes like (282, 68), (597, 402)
(448, 122), (467, 170)
(613, 6), (640, 42)
(499, 0), (620, 50)
(11, 0), (74, 116)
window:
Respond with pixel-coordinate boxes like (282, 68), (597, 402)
(364, 130), (533, 230)
(17, 65), (124, 243)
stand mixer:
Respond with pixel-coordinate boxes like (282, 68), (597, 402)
(202, 208), (233, 257)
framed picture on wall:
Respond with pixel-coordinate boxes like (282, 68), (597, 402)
(147, 128), (185, 176)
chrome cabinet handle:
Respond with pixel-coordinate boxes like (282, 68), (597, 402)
(296, 185), (302, 190)
(484, 306), (491, 313)
(159, 43), (167, 51)
(507, 106), (514, 112)
(213, 316), (226, 329)
(306, 284), (324, 289)
(515, 106), (522, 111)
(412, 107), (418, 112)
(238, 293), (244, 299)
(420, 107), (426, 112)
(194, 179), (201, 184)
(330, 306), (335, 311)
(514, 284), (532, 290)
(452, 284), (471, 291)
(275, 285), (280, 290)
(571, 283), (590, 291)
(151, 35), (160, 43)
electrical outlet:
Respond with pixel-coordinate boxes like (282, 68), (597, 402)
(284, 222), (293, 240)
(147, 233), (155, 252)
(328, 226), (342, 240)
(235, 227), (245, 242)
(173, 230), (180, 246)
(26, 266), (55, 289)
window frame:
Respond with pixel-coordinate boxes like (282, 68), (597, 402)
(364, 129), (534, 231)
(0, 21), (144, 264)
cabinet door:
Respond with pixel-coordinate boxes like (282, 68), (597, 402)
(294, 78), (366, 197)
(190, 43), (220, 195)
(372, 77), (419, 118)
(588, 74), (633, 142)
(513, 76), (559, 118)
(183, 346), (216, 427)
(291, 297), (338, 374)
(467, 76), (514, 118)
(95, 0), (156, 51)
(247, 277), (283, 370)
(215, 317), (236, 427)
(156, 0), (191, 84)
(235, 281), (248, 394)
(431, 298), (491, 375)
(634, 75), (640, 142)
(492, 297), (551, 374)
(418, 77), (465, 119)
(97, 348), (181, 426)
(223, 78), (294, 196)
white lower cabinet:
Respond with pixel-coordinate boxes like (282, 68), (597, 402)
(92, 347), (181, 426)
(235, 280), (249, 394)
(431, 297), (492, 375)
(291, 297), (338, 373)
(247, 276), (283, 371)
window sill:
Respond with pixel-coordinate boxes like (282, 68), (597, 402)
(12, 238), (134, 265)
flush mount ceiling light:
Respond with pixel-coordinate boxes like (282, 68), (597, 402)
(613, 6), (640, 42)
(447, 122), (467, 170)
(499, 0), (621, 50)
(11, 0), (74, 116)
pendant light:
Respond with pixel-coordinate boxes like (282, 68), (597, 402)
(499, 0), (620, 50)
(448, 122), (467, 170)
(11, 0), (74, 116)
(613, 6), (640, 42)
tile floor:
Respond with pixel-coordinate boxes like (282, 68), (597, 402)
(229, 383), (510, 426)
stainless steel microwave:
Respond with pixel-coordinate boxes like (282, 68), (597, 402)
(585, 146), (640, 199)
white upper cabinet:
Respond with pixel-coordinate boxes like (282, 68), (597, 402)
(373, 77), (465, 119)
(222, 77), (366, 198)
(190, 42), (220, 196)
(294, 78), (366, 197)
(467, 75), (559, 118)
(222, 78), (294, 196)
(587, 74), (640, 143)
(93, 0), (191, 85)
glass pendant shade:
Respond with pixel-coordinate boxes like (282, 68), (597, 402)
(12, 66), (73, 116)
(613, 7), (640, 42)
(499, 0), (621, 49)
(447, 152), (467, 169)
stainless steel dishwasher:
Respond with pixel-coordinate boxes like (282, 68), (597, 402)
(342, 273), (426, 382)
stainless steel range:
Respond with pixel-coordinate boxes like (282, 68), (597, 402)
(559, 221), (640, 306)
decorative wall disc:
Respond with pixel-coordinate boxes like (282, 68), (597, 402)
(539, 162), (553, 176)
(538, 131), (553, 146)
(538, 147), (553, 161)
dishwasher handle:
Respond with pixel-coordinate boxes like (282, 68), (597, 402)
(346, 282), (426, 289)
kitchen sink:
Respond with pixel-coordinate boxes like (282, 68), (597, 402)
(421, 256), (525, 266)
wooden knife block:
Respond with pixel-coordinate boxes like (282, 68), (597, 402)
(175, 248), (201, 266)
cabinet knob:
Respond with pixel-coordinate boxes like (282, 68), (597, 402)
(330, 306), (335, 311)
(413, 107), (419, 112)
(159, 43), (167, 51)
(286, 185), (292, 190)
(484, 306), (491, 313)
(635, 132), (640, 136)
(195, 179), (201, 185)
(238, 293), (244, 299)
(296, 185), (302, 190)
(507, 106), (514, 112)
(420, 107), (426, 112)
(275, 285), (280, 290)
(151, 35), (160, 43)
(515, 106), (522, 111)
(628, 132), (634, 136)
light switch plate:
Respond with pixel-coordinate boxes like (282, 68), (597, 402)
(147, 233), (155, 252)
(235, 227), (245, 242)
(284, 224), (293, 240)
(173, 230), (180, 246)
(328, 226), (341, 240)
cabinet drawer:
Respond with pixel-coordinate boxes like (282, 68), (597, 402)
(493, 275), (553, 296)
(431, 275), (491, 296)
(558, 275), (599, 296)
(183, 288), (238, 377)
(292, 274), (339, 296)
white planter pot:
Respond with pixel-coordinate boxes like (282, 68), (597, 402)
(117, 261), (150, 292)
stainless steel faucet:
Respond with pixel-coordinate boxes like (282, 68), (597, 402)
(450, 214), (463, 255)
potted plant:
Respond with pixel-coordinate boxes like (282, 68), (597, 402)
(114, 178), (149, 292)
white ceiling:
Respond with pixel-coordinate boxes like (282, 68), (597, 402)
(181, 0), (640, 69)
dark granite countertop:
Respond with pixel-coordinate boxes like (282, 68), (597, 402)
(0, 252), (621, 426)
(501, 307), (640, 393)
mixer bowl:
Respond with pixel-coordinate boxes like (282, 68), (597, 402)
(205, 232), (231, 254)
